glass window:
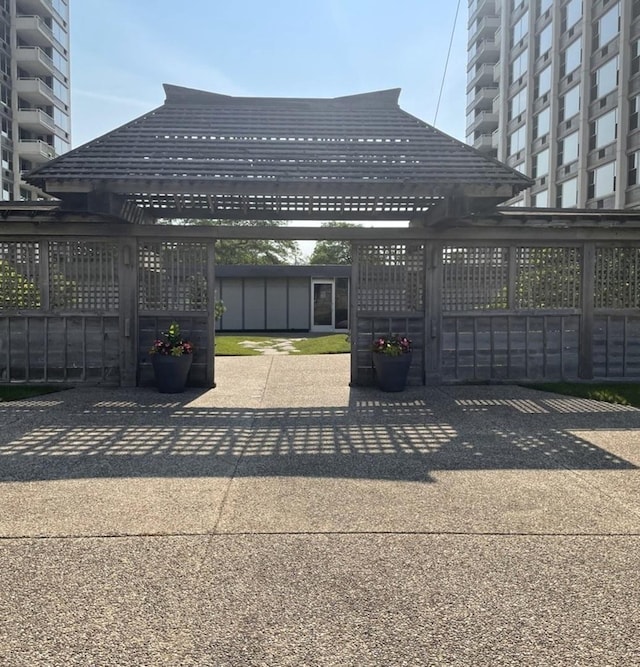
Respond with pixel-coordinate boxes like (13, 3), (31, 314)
(537, 23), (552, 58)
(52, 78), (69, 103)
(592, 57), (619, 100)
(53, 108), (69, 132)
(511, 48), (528, 83)
(512, 10), (529, 46)
(628, 151), (640, 186)
(591, 109), (617, 149)
(559, 131), (579, 164)
(533, 148), (549, 178)
(631, 95), (640, 131)
(563, 0), (582, 31)
(509, 125), (527, 155)
(560, 85), (580, 121)
(632, 40), (640, 76)
(536, 65), (552, 97)
(509, 87), (528, 119)
(538, 0), (553, 13)
(589, 161), (616, 199)
(559, 177), (578, 208)
(532, 190), (549, 207)
(534, 107), (550, 138)
(594, 3), (620, 49)
(562, 38), (581, 77)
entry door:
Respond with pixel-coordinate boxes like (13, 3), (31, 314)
(311, 280), (334, 331)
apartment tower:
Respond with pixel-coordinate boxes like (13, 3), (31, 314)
(0, 0), (70, 201)
(466, 0), (640, 208)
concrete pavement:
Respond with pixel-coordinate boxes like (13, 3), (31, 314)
(1, 355), (639, 665)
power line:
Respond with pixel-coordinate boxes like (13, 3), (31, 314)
(433, 0), (463, 126)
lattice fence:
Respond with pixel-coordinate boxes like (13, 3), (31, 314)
(0, 241), (40, 309)
(595, 247), (640, 309)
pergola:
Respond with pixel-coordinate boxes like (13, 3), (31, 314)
(1, 84), (638, 387)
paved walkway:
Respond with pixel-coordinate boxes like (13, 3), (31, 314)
(1, 355), (639, 665)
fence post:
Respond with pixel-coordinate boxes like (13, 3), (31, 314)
(119, 237), (138, 387)
(579, 242), (595, 379)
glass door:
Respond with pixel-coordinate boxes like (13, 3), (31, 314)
(311, 280), (334, 331)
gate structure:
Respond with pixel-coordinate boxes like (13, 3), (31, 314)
(1, 85), (639, 386)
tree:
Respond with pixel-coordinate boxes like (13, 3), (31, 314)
(309, 222), (355, 265)
(172, 219), (302, 265)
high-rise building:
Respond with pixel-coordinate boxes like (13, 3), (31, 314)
(466, 0), (640, 209)
(0, 0), (70, 201)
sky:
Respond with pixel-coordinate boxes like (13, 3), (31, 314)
(69, 1), (470, 257)
(69, 0), (469, 148)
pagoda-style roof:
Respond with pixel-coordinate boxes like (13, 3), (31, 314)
(26, 84), (532, 221)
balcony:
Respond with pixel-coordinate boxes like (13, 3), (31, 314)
(466, 110), (499, 135)
(15, 77), (57, 106)
(466, 86), (499, 114)
(16, 15), (57, 48)
(468, 0), (496, 28)
(15, 46), (56, 76)
(16, 0), (65, 21)
(468, 39), (500, 68)
(17, 107), (56, 133)
(18, 139), (56, 164)
(467, 63), (497, 89)
(469, 15), (501, 42)
(473, 134), (496, 152)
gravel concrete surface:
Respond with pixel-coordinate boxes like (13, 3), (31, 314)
(1, 354), (639, 666)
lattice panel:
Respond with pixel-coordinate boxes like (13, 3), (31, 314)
(0, 241), (40, 309)
(594, 247), (640, 309)
(516, 247), (581, 309)
(48, 241), (119, 311)
(355, 243), (424, 312)
(442, 246), (508, 311)
(139, 242), (208, 311)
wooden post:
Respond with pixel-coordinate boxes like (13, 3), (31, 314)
(118, 237), (138, 386)
(579, 242), (595, 379)
(349, 241), (359, 386)
(425, 241), (442, 384)
(206, 240), (216, 388)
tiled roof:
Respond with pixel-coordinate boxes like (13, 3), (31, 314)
(26, 85), (532, 220)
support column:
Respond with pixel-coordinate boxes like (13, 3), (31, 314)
(118, 237), (138, 386)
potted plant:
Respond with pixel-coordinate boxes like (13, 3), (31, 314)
(371, 334), (413, 392)
(149, 322), (194, 393)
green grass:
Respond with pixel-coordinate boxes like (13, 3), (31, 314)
(526, 382), (640, 408)
(0, 385), (64, 402)
(215, 333), (350, 356)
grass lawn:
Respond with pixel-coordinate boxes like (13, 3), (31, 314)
(0, 386), (64, 402)
(526, 382), (640, 408)
(215, 333), (350, 356)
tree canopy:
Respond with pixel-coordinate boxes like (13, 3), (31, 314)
(171, 219), (302, 265)
(309, 222), (355, 265)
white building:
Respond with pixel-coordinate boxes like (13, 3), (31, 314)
(1, 0), (70, 200)
(466, 0), (640, 209)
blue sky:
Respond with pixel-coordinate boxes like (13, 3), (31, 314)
(70, 0), (469, 148)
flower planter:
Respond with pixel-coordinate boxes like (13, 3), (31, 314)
(151, 354), (193, 393)
(372, 352), (412, 392)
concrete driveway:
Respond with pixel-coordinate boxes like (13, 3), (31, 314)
(1, 355), (639, 666)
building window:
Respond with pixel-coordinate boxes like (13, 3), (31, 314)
(593, 2), (620, 50)
(558, 131), (579, 165)
(509, 87), (528, 120)
(511, 48), (529, 83)
(534, 107), (550, 139)
(631, 95), (640, 130)
(533, 148), (550, 178)
(562, 0), (582, 32)
(532, 189), (549, 207)
(558, 177), (578, 208)
(561, 38), (581, 77)
(512, 10), (529, 46)
(509, 124), (527, 155)
(588, 161), (616, 199)
(591, 56), (619, 101)
(538, 0), (553, 15)
(535, 65), (551, 98)
(537, 23), (553, 58)
(628, 151), (640, 186)
(589, 109), (617, 150)
(632, 40), (640, 76)
(559, 84), (580, 121)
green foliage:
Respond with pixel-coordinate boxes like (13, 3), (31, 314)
(526, 382), (640, 408)
(0, 260), (40, 309)
(215, 334), (349, 356)
(309, 222), (354, 265)
(175, 219), (302, 265)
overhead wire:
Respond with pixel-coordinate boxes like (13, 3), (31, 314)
(433, 0), (463, 126)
